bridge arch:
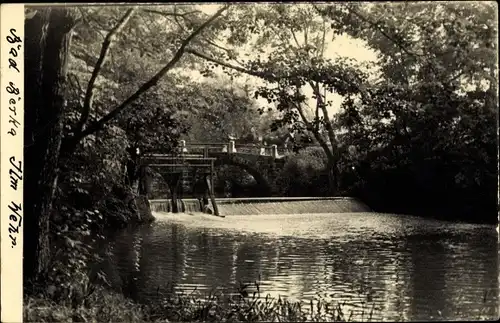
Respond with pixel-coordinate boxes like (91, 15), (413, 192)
(214, 154), (272, 196)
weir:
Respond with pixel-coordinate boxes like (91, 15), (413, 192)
(142, 142), (371, 217)
(150, 199), (203, 213)
(149, 197), (371, 216)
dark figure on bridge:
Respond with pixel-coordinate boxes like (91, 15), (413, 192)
(192, 173), (211, 214)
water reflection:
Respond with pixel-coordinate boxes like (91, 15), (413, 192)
(98, 212), (498, 321)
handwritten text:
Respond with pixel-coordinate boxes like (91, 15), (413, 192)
(4, 28), (24, 249)
(5, 29), (22, 137)
(7, 201), (22, 248)
(9, 156), (22, 191)
(7, 29), (21, 73)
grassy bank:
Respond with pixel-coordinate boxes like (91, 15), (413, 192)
(25, 279), (498, 322)
(24, 281), (377, 323)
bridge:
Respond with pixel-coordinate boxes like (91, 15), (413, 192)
(140, 139), (295, 202)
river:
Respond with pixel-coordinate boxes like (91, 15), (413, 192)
(97, 211), (498, 321)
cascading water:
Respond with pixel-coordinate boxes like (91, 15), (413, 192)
(183, 199), (203, 213)
(149, 197), (371, 216)
(149, 199), (203, 213)
(216, 198), (371, 215)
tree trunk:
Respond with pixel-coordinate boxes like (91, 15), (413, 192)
(126, 147), (141, 192)
(138, 166), (153, 197)
(126, 149), (154, 222)
(327, 158), (340, 196)
(24, 8), (76, 282)
(163, 173), (182, 213)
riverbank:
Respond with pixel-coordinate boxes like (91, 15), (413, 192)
(22, 189), (158, 323)
(24, 285), (496, 322)
(24, 281), (373, 322)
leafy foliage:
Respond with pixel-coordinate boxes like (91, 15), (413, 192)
(182, 80), (261, 143)
(324, 2), (498, 222)
(276, 147), (330, 197)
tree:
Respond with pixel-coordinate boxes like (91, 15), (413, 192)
(320, 2), (498, 222)
(24, 4), (229, 281)
(24, 7), (79, 281)
(60, 5), (230, 204)
(186, 4), (371, 194)
(61, 5), (229, 155)
(181, 79), (260, 143)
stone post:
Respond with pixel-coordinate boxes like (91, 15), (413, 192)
(229, 140), (236, 154)
(180, 140), (188, 153)
(271, 144), (278, 158)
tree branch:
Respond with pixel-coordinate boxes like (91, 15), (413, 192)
(347, 7), (426, 58)
(314, 3), (443, 81)
(290, 87), (334, 159)
(294, 99), (333, 160)
(205, 39), (229, 53)
(290, 27), (301, 48)
(203, 39), (246, 65)
(347, 6), (452, 81)
(314, 85), (320, 131)
(143, 8), (201, 18)
(188, 47), (338, 160)
(64, 5), (229, 151)
(186, 49), (271, 80)
(75, 7), (136, 136)
(304, 26), (308, 46)
(173, 6), (188, 31)
(320, 20), (327, 58)
(310, 81), (338, 150)
(69, 73), (84, 96)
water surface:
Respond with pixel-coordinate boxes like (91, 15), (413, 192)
(98, 212), (498, 321)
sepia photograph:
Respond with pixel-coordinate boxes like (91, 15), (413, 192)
(1, 1), (498, 322)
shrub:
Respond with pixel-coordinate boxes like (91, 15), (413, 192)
(277, 147), (329, 196)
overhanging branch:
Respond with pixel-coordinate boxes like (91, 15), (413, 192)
(186, 49), (270, 80)
(310, 81), (338, 149)
(75, 7), (136, 136)
(347, 7), (426, 58)
(203, 39), (246, 65)
(314, 4), (445, 80)
(290, 87), (334, 160)
(64, 5), (229, 151)
(143, 8), (201, 18)
(346, 6), (449, 80)
(294, 101), (334, 160)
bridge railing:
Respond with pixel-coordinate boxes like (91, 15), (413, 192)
(175, 140), (337, 158)
(179, 140), (287, 158)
